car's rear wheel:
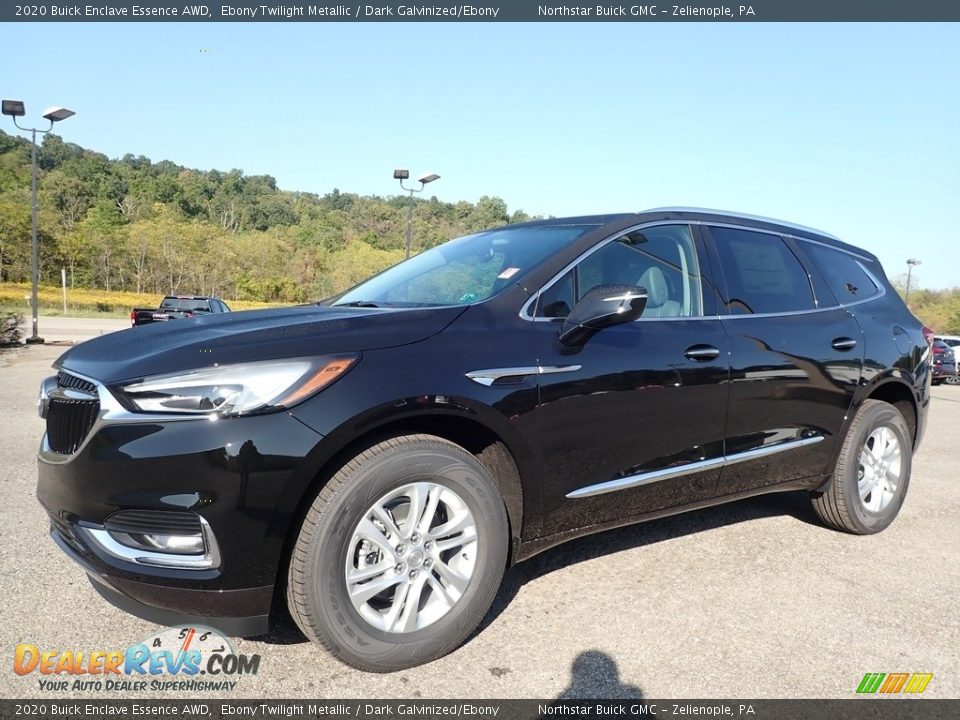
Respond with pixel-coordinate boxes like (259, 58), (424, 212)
(286, 434), (508, 672)
(810, 399), (912, 534)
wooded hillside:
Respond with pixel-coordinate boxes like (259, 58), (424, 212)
(0, 129), (530, 303)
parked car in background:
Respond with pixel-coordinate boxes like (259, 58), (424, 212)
(931, 340), (958, 385)
(130, 295), (231, 327)
(38, 208), (931, 672)
(934, 334), (960, 353)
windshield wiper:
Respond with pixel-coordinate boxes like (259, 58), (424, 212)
(334, 300), (385, 308)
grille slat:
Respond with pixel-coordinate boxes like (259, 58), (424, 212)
(105, 510), (203, 536)
(57, 371), (97, 395)
(47, 372), (100, 454)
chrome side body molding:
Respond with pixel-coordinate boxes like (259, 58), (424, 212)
(567, 435), (825, 499)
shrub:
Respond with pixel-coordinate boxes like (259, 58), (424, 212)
(1, 311), (24, 345)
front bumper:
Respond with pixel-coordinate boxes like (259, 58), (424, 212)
(51, 524), (271, 636)
(38, 397), (324, 636)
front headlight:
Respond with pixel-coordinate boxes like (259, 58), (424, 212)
(115, 355), (358, 416)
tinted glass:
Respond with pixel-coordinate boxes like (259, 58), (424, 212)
(802, 242), (879, 303)
(333, 225), (595, 307)
(711, 227), (815, 315)
(161, 298), (211, 312)
(534, 225), (703, 318)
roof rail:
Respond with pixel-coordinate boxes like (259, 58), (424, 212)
(641, 206), (842, 242)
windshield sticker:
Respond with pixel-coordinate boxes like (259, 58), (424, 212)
(498, 267), (520, 280)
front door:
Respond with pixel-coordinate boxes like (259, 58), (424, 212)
(531, 224), (732, 535)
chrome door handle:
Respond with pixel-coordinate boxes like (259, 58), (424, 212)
(684, 345), (720, 361)
(831, 337), (858, 351)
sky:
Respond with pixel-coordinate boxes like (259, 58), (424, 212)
(1, 22), (958, 288)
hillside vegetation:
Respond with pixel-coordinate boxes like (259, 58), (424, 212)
(1, 129), (958, 332)
(0, 129), (529, 304)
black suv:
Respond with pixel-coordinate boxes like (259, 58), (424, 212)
(37, 209), (931, 672)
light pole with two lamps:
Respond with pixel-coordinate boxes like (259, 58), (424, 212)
(393, 169), (440, 260)
(2, 99), (76, 344)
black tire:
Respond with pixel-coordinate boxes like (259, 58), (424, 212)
(286, 434), (508, 672)
(811, 399), (912, 534)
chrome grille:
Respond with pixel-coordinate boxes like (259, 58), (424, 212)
(47, 397), (100, 454)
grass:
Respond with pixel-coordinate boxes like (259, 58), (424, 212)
(0, 282), (284, 319)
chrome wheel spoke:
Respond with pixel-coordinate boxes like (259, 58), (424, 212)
(383, 580), (412, 630)
(426, 574), (458, 608)
(352, 518), (396, 561)
(348, 571), (403, 608)
(433, 556), (470, 596)
(416, 485), (442, 535)
(347, 560), (393, 584)
(403, 483), (430, 539)
(435, 527), (477, 553)
(431, 509), (474, 542)
(371, 504), (404, 545)
(394, 576), (427, 633)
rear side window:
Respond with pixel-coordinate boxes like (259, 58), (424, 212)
(801, 242), (880, 303)
(710, 227), (815, 315)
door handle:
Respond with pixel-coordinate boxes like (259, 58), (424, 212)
(684, 344), (720, 361)
(831, 337), (858, 351)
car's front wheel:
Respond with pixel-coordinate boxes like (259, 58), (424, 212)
(286, 434), (508, 672)
(810, 399), (912, 534)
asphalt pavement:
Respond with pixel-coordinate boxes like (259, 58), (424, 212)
(1, 343), (957, 700)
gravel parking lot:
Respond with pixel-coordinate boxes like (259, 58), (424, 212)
(1, 344), (958, 700)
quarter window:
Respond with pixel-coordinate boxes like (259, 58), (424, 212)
(711, 227), (815, 315)
(534, 225), (703, 318)
(802, 242), (879, 303)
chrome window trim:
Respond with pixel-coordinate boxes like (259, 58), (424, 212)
(39, 368), (208, 465)
(641, 207), (844, 244)
(566, 435), (824, 499)
(519, 221), (712, 323)
(519, 217), (885, 324)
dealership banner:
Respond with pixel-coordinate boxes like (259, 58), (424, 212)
(4, 0), (960, 22)
(2, 700), (960, 720)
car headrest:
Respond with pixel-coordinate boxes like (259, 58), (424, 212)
(637, 266), (669, 306)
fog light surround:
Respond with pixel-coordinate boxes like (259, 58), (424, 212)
(77, 516), (221, 570)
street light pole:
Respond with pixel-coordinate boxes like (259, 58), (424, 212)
(393, 170), (440, 259)
(905, 258), (921, 306)
(28, 127), (40, 342)
(405, 189), (415, 260)
(2, 101), (76, 344)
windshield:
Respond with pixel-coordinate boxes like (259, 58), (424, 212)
(331, 224), (596, 307)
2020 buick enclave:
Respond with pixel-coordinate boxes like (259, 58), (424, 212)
(37, 208), (931, 671)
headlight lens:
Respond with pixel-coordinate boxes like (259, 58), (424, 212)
(116, 356), (357, 416)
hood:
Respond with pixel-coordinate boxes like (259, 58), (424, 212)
(56, 304), (467, 384)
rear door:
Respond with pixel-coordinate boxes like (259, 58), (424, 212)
(703, 225), (865, 495)
(533, 223), (731, 534)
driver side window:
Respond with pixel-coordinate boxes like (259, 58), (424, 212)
(534, 225), (703, 319)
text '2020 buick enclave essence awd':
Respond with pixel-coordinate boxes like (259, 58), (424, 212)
(37, 208), (931, 671)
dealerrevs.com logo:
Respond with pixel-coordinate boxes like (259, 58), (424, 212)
(14, 626), (260, 693)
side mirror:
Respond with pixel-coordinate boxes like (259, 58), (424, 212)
(558, 284), (647, 347)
